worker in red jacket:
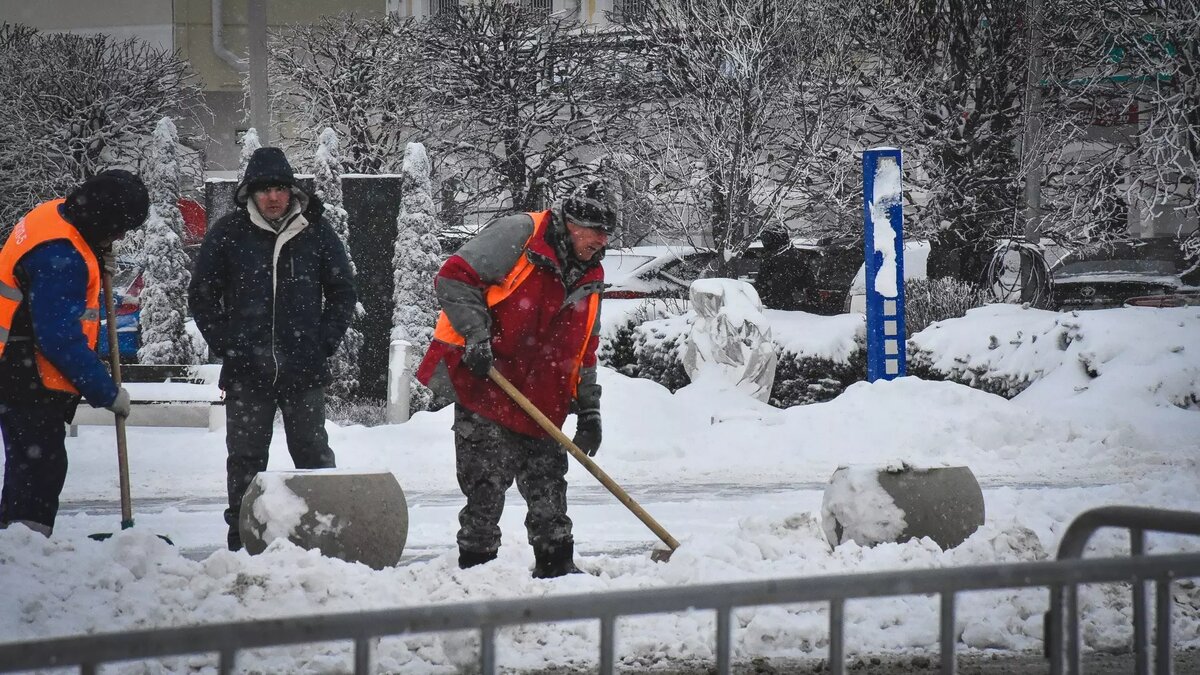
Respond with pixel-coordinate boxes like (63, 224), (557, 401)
(417, 180), (614, 578)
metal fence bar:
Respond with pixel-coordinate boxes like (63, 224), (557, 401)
(1066, 583), (1081, 675)
(218, 649), (234, 675)
(599, 614), (615, 675)
(1050, 506), (1200, 675)
(3, 552), (1199, 674)
(1133, 528), (1150, 675)
(716, 605), (732, 675)
(829, 598), (844, 675)
(1048, 585), (1063, 675)
(81, 664), (96, 675)
(354, 637), (371, 674)
(1157, 578), (1172, 675)
(481, 625), (496, 675)
(940, 592), (956, 675)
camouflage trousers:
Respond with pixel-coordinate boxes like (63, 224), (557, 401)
(453, 405), (573, 555)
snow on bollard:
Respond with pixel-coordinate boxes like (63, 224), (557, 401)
(238, 469), (408, 569)
(821, 462), (984, 550)
(682, 278), (777, 402)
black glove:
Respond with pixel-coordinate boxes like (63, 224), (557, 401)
(461, 340), (494, 378)
(573, 412), (602, 457)
(106, 387), (131, 417)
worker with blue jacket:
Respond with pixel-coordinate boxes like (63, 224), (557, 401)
(0, 170), (149, 536)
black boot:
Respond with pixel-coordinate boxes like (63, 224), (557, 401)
(459, 548), (498, 569)
(532, 540), (583, 579)
(227, 527), (243, 552)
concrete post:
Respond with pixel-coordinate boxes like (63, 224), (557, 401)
(386, 339), (414, 424)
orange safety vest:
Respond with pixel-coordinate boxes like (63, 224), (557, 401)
(0, 199), (102, 395)
(431, 210), (600, 394)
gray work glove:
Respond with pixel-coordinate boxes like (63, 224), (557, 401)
(100, 246), (119, 275)
(106, 387), (131, 417)
(573, 412), (602, 457)
(461, 340), (494, 378)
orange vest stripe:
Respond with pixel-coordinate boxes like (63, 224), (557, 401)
(0, 199), (102, 395)
(569, 293), (601, 397)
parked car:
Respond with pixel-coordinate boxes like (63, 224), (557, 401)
(740, 236), (863, 315)
(601, 245), (720, 299)
(96, 259), (143, 362)
(1050, 237), (1193, 311)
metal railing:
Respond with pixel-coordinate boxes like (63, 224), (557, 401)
(1047, 506), (1200, 675)
(3, 509), (1200, 674)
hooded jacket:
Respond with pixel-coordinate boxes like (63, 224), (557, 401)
(188, 152), (357, 393)
(0, 170), (148, 407)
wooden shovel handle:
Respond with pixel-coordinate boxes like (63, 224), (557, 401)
(488, 367), (679, 553)
(102, 269), (133, 528)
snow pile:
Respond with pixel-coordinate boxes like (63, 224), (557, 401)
(821, 464), (907, 546)
(911, 304), (1200, 412)
(248, 473), (309, 544)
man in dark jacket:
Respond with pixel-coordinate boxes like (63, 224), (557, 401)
(188, 147), (357, 552)
(0, 170), (148, 535)
(416, 180), (612, 578)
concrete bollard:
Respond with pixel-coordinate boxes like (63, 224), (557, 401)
(821, 463), (984, 550)
(239, 469), (408, 569)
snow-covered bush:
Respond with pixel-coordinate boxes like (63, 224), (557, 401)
(136, 117), (197, 365)
(313, 128), (364, 403)
(903, 277), (989, 338)
(391, 142), (443, 412)
(237, 128), (261, 180)
(0, 26), (200, 237)
(770, 340), (869, 407)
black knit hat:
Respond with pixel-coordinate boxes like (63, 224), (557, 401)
(562, 180), (618, 234)
(235, 147), (296, 204)
(61, 169), (149, 243)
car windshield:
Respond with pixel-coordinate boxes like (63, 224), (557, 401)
(601, 254), (656, 280)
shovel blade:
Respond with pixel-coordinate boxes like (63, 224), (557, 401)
(650, 547), (675, 563)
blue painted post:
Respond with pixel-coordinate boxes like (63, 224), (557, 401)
(861, 148), (906, 382)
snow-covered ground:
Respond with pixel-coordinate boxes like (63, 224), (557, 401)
(2, 306), (1199, 673)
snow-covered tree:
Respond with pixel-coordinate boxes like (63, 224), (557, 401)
(0, 24), (201, 237)
(391, 142), (443, 412)
(137, 117), (197, 365)
(862, 0), (1031, 285)
(607, 0), (884, 270)
(314, 128), (364, 402)
(238, 128), (262, 180)
(417, 0), (629, 213)
(269, 14), (423, 174)
(1032, 0), (1200, 248)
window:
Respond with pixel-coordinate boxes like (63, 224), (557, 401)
(523, 0), (552, 19)
(613, 0), (649, 23)
(431, 0), (459, 16)
(659, 252), (719, 284)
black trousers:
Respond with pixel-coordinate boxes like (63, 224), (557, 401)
(453, 405), (573, 555)
(224, 386), (335, 533)
(0, 400), (72, 531)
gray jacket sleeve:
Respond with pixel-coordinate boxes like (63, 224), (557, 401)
(436, 214), (534, 345)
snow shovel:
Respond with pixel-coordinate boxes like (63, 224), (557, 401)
(488, 367), (678, 562)
(88, 269), (173, 545)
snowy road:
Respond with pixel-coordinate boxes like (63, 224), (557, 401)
(53, 479), (1123, 564)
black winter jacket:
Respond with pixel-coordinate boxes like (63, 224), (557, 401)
(187, 191), (357, 393)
